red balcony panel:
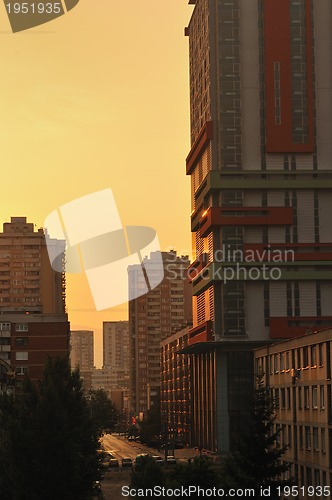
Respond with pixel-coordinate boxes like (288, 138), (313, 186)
(243, 243), (332, 262)
(264, 0), (314, 153)
(188, 320), (213, 346)
(186, 121), (213, 175)
(200, 207), (293, 237)
(187, 253), (209, 283)
(270, 316), (332, 339)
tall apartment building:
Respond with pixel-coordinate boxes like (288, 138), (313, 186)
(103, 321), (129, 370)
(70, 330), (94, 390)
(255, 329), (332, 492)
(184, 0), (332, 451)
(0, 217), (69, 384)
(129, 251), (192, 416)
(0, 217), (65, 314)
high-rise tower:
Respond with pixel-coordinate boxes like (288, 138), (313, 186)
(129, 251), (192, 416)
(185, 0), (332, 451)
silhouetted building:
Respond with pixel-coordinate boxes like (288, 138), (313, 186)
(0, 217), (69, 385)
(70, 330), (94, 390)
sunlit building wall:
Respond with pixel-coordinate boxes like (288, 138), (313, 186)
(255, 329), (332, 491)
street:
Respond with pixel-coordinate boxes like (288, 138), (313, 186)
(99, 434), (199, 499)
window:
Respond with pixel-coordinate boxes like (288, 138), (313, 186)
(304, 386), (309, 409)
(311, 345), (317, 367)
(281, 388), (286, 409)
(287, 387), (291, 409)
(280, 352), (285, 371)
(318, 344), (324, 367)
(0, 322), (10, 331)
(286, 351), (290, 371)
(299, 426), (303, 449)
(274, 388), (279, 409)
(288, 425), (292, 447)
(297, 348), (301, 369)
(314, 469), (320, 487)
(15, 324), (28, 332)
(274, 354), (279, 373)
(321, 428), (326, 453)
(15, 366), (28, 375)
(298, 386), (302, 409)
(15, 352), (28, 361)
(269, 355), (273, 374)
(305, 426), (311, 449)
(320, 386), (325, 409)
(312, 386), (318, 409)
(313, 428), (319, 450)
(303, 347), (309, 368)
(282, 425), (286, 447)
(15, 337), (28, 346)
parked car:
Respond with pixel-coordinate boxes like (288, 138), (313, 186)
(122, 457), (133, 467)
(152, 455), (164, 466)
(166, 455), (177, 465)
(109, 458), (119, 468)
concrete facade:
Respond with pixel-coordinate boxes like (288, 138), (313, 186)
(255, 329), (332, 496)
(184, 0), (332, 452)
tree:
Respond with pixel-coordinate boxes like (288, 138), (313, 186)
(167, 456), (220, 490)
(86, 388), (119, 437)
(0, 357), (100, 500)
(130, 455), (165, 489)
(221, 374), (292, 498)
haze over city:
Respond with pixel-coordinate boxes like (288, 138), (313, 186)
(0, 1), (193, 366)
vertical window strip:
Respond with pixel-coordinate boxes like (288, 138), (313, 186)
(274, 61), (281, 125)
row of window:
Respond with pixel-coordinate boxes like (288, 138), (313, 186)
(0, 323), (28, 332)
(276, 424), (326, 453)
(257, 343), (325, 374)
(273, 385), (325, 410)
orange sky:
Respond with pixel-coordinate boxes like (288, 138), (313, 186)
(0, 1), (194, 366)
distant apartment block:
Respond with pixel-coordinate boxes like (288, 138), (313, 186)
(0, 217), (65, 314)
(0, 315), (69, 385)
(91, 367), (129, 414)
(103, 321), (129, 371)
(70, 330), (94, 390)
(160, 325), (192, 446)
(0, 217), (69, 384)
(129, 251), (192, 416)
(255, 329), (332, 492)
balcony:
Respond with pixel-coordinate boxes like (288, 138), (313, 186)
(187, 253), (209, 283)
(188, 320), (213, 346)
(199, 206), (293, 237)
(186, 121), (213, 175)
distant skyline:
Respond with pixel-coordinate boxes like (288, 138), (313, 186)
(0, 1), (193, 366)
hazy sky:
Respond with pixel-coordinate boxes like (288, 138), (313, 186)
(0, 1), (194, 366)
